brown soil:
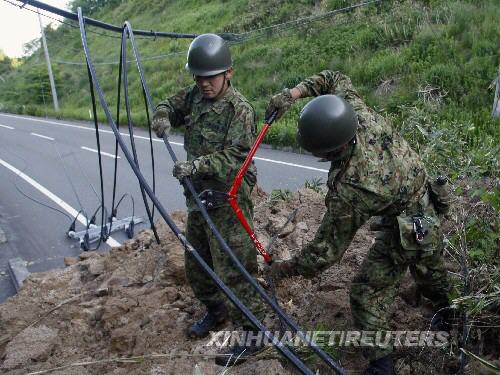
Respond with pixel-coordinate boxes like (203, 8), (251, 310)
(0, 186), (497, 375)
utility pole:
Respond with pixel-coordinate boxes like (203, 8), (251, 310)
(37, 9), (59, 112)
(493, 65), (500, 118)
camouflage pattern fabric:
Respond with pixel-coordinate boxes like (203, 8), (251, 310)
(156, 83), (264, 327)
(156, 84), (257, 212)
(292, 71), (450, 360)
(185, 203), (265, 328)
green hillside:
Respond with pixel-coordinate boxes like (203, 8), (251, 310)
(0, 0), (498, 178)
(0, 2), (499, 370)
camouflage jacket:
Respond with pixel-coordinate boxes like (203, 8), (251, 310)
(156, 84), (257, 211)
(296, 70), (427, 214)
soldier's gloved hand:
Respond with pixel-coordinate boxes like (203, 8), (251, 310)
(152, 106), (171, 138)
(265, 88), (295, 121)
(173, 159), (201, 180)
(270, 258), (299, 281)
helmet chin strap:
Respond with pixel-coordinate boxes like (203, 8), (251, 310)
(315, 136), (357, 161)
(214, 72), (228, 99)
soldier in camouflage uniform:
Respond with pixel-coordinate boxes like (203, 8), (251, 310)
(266, 70), (451, 375)
(152, 34), (265, 365)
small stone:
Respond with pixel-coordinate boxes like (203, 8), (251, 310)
(64, 257), (79, 266)
(296, 221), (308, 231)
(88, 259), (105, 276)
(2, 325), (59, 370)
(79, 251), (99, 260)
(95, 286), (109, 297)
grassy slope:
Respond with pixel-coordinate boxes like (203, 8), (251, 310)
(0, 1), (498, 365)
(0, 0), (499, 177)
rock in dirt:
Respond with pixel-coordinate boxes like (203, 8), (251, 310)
(2, 325), (58, 370)
(79, 251), (100, 260)
(64, 257), (79, 267)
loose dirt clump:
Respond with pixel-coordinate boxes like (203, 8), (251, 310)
(0, 187), (497, 374)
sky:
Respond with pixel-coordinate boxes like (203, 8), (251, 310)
(0, 0), (69, 58)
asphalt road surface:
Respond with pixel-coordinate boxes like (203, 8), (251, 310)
(0, 113), (329, 302)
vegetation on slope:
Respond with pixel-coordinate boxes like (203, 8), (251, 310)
(0, 0), (498, 371)
(0, 0), (498, 178)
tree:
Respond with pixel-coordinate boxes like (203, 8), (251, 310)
(0, 49), (13, 77)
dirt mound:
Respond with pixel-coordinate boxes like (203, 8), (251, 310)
(0, 187), (496, 374)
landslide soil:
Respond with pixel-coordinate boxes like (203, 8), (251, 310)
(0, 186), (497, 375)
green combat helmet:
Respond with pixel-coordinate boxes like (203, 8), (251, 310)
(186, 33), (232, 76)
(297, 95), (358, 154)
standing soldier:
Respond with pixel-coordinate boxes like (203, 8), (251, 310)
(266, 70), (452, 374)
(152, 34), (264, 365)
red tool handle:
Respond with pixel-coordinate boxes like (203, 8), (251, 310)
(228, 197), (272, 263)
(228, 112), (277, 264)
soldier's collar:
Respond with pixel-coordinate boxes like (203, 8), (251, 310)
(193, 84), (235, 113)
(326, 138), (356, 165)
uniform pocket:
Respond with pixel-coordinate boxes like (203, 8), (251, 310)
(397, 213), (440, 259)
(200, 124), (227, 153)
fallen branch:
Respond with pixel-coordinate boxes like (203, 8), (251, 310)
(27, 352), (235, 375)
(25, 293), (84, 330)
(459, 348), (500, 374)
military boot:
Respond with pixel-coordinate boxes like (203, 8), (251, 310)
(215, 330), (264, 366)
(187, 302), (227, 339)
(361, 355), (395, 375)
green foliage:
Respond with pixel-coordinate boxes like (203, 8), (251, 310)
(270, 188), (292, 202)
(304, 177), (325, 193)
(0, 50), (14, 77)
(0, 0), (498, 181)
(69, 0), (124, 14)
(463, 186), (500, 263)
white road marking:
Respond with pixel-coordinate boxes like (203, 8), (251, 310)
(0, 124), (14, 130)
(30, 132), (55, 141)
(253, 156), (329, 173)
(0, 113), (183, 145)
(0, 157), (121, 248)
(81, 146), (121, 159)
(0, 113), (327, 173)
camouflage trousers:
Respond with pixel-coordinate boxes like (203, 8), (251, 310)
(184, 202), (265, 329)
(300, 190), (450, 361)
(350, 214), (450, 361)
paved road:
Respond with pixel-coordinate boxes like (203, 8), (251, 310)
(0, 113), (329, 302)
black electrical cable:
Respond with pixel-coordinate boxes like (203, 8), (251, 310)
(123, 22), (158, 224)
(76, 9), (312, 374)
(52, 142), (105, 246)
(53, 143), (87, 211)
(85, 204), (107, 251)
(119, 27), (160, 244)
(114, 193), (135, 218)
(14, 180), (73, 222)
(21, 0), (198, 39)
(109, 34), (122, 226)
(141, 78), (157, 221)
(124, 21), (348, 375)
(112, 193), (136, 238)
(2, 0), (122, 39)
(67, 151), (100, 202)
(68, 209), (84, 232)
(85, 46), (108, 242)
